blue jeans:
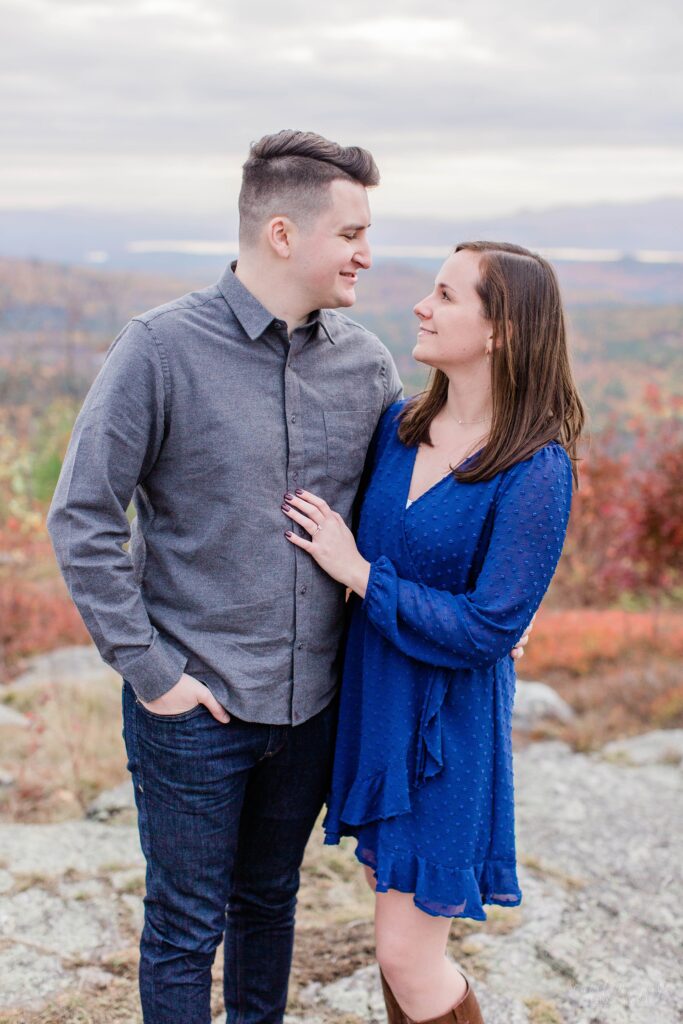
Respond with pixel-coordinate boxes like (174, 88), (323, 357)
(122, 681), (337, 1024)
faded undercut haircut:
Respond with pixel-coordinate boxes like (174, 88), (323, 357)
(238, 130), (379, 246)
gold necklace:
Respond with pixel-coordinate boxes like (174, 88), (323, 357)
(444, 409), (492, 426)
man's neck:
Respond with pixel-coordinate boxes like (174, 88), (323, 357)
(234, 258), (313, 336)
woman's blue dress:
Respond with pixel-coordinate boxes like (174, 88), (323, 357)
(323, 400), (573, 920)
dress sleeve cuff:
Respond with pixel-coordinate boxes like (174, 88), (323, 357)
(362, 555), (396, 624)
(116, 631), (188, 702)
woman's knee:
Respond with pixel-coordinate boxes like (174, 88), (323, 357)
(374, 891), (452, 989)
(375, 930), (420, 982)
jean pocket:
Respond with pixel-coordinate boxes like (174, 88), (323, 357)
(135, 700), (206, 724)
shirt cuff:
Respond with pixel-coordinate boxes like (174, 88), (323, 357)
(117, 630), (188, 702)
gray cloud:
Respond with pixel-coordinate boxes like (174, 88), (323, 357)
(1, 0), (681, 211)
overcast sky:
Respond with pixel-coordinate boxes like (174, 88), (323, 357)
(2, 0), (682, 220)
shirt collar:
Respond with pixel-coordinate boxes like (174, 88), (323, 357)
(218, 261), (275, 341)
(218, 261), (335, 344)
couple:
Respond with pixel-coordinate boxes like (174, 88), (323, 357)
(47, 129), (584, 1024)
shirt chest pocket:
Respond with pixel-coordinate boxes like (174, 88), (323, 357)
(323, 409), (372, 484)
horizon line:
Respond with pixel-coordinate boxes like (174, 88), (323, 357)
(123, 241), (683, 264)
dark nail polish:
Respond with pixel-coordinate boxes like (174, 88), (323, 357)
(284, 530), (292, 537)
(284, 492), (294, 500)
(295, 488), (303, 495)
(281, 503), (291, 512)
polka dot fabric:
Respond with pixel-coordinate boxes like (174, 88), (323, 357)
(323, 400), (574, 920)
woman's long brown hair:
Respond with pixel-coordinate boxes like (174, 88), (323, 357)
(398, 241), (585, 486)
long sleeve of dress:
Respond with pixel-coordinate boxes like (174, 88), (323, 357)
(46, 319), (188, 700)
(362, 444), (573, 670)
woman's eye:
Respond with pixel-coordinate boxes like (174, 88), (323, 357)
(441, 290), (450, 300)
(344, 233), (357, 240)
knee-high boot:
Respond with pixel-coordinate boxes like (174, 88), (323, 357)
(380, 968), (408, 1023)
(380, 968), (484, 1024)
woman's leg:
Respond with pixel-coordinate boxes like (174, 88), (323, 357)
(374, 887), (468, 1022)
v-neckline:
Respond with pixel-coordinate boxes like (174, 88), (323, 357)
(405, 442), (484, 511)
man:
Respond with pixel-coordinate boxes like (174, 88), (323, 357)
(47, 130), (529, 1024)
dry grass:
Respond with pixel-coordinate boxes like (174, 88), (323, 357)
(522, 656), (683, 752)
(0, 675), (126, 822)
(524, 996), (565, 1024)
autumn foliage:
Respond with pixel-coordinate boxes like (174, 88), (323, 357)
(520, 606), (683, 679)
(0, 382), (681, 680)
(555, 391), (683, 606)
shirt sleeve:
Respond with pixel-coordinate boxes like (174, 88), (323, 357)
(352, 401), (405, 534)
(46, 318), (188, 701)
(362, 444), (573, 670)
(382, 349), (404, 411)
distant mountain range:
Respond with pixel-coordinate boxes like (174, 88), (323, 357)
(1, 256), (681, 436)
(2, 197), (683, 280)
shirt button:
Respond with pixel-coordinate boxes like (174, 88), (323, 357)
(291, 415), (296, 423)
(292, 472), (299, 481)
(297, 642), (304, 650)
(299, 585), (307, 594)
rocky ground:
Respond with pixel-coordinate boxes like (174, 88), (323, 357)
(0, 648), (682, 1024)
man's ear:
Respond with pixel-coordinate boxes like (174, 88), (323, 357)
(265, 216), (295, 258)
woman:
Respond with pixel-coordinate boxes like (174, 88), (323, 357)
(280, 241), (584, 1024)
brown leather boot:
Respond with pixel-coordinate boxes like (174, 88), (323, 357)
(380, 968), (408, 1023)
(381, 970), (484, 1024)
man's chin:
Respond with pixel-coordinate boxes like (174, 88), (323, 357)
(325, 288), (356, 310)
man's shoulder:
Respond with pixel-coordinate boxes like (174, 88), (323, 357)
(321, 309), (388, 353)
(132, 282), (224, 331)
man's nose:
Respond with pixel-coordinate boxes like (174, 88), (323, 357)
(354, 240), (372, 270)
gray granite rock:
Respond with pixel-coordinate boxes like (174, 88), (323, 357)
(0, 822), (143, 1010)
(601, 728), (683, 766)
(1, 730), (681, 1023)
(1, 888), (121, 956)
(0, 820), (143, 878)
(0, 704), (29, 727)
(5, 644), (119, 693)
(513, 680), (575, 730)
(86, 779), (136, 821)
(0, 946), (70, 1010)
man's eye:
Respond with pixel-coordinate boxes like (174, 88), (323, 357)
(344, 233), (357, 240)
(441, 290), (450, 300)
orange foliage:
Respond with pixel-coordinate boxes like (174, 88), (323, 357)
(0, 577), (89, 680)
(522, 607), (683, 677)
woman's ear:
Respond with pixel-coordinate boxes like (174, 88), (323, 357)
(490, 321), (513, 350)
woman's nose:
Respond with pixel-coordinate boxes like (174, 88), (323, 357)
(413, 297), (431, 319)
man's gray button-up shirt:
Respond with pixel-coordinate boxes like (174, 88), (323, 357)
(47, 263), (403, 723)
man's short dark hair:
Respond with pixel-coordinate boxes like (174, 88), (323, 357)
(238, 130), (379, 246)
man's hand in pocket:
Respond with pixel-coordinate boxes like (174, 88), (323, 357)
(139, 673), (230, 723)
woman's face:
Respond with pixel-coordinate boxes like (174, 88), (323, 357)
(412, 250), (492, 373)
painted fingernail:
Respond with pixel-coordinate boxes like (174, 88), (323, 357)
(284, 530), (292, 537)
(281, 503), (291, 512)
(295, 488), (304, 495)
(284, 492), (294, 500)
